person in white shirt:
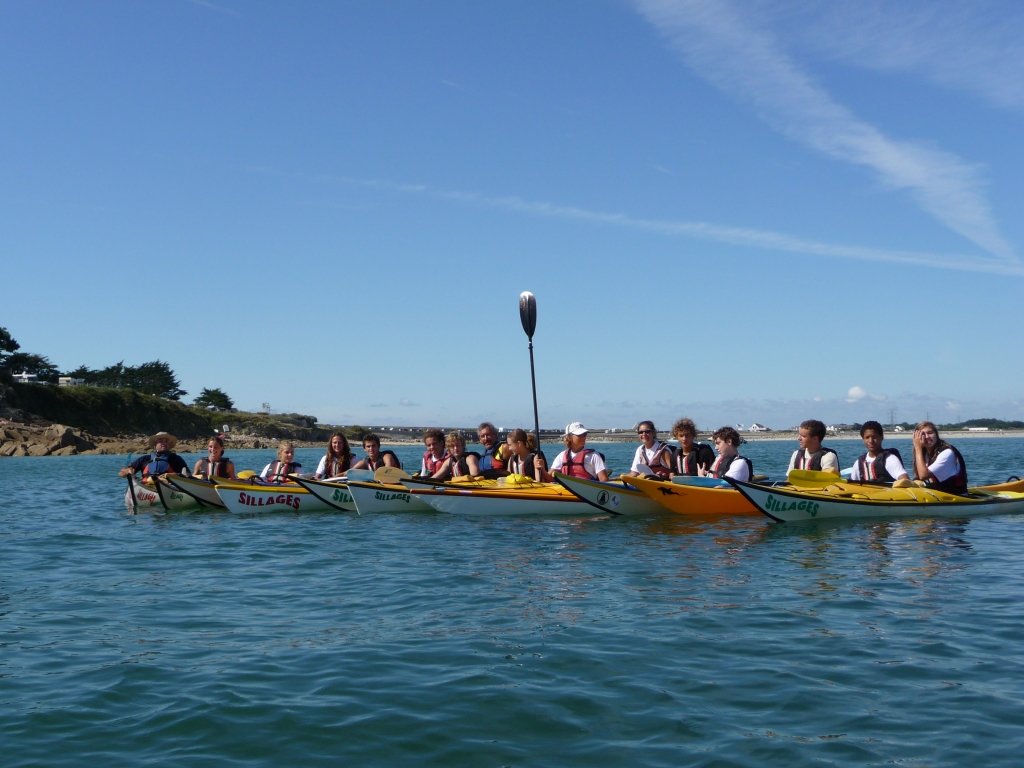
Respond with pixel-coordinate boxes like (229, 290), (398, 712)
(550, 422), (610, 481)
(787, 419), (840, 475)
(849, 421), (909, 483)
(698, 426), (752, 482)
(626, 421), (673, 477)
(315, 432), (354, 479)
(912, 420), (968, 493)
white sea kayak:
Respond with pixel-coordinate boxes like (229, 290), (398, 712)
(213, 481), (333, 513)
(552, 472), (668, 516)
(288, 476), (359, 512)
(345, 479), (437, 513)
(124, 476), (201, 512)
(728, 478), (1024, 523)
(164, 475), (227, 507)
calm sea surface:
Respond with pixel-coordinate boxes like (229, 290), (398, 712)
(3, 438), (1024, 766)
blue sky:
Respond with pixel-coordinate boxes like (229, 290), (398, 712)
(3, 0), (1022, 430)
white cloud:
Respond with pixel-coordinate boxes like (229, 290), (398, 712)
(787, 1), (1024, 110)
(311, 175), (1024, 276)
(633, 0), (1016, 264)
(846, 386), (886, 402)
(399, 398), (419, 407)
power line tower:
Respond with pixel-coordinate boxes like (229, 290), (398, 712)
(889, 408), (896, 430)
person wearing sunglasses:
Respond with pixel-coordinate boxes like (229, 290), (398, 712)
(626, 421), (673, 478)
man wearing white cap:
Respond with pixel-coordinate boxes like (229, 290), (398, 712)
(549, 422), (610, 481)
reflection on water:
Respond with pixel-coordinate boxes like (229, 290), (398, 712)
(5, 449), (1024, 766)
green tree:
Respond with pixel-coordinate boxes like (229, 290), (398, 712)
(6, 352), (60, 383)
(0, 327), (20, 362)
(66, 360), (187, 400)
(194, 387), (234, 410)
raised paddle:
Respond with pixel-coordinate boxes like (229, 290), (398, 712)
(519, 291), (541, 444)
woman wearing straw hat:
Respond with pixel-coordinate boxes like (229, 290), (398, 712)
(119, 432), (190, 479)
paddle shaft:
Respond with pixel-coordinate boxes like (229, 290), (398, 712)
(125, 452), (138, 511)
(528, 338), (540, 441)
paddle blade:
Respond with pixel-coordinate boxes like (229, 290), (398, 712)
(787, 468), (843, 487)
(519, 291), (537, 338)
(346, 469), (376, 482)
(375, 466), (411, 483)
(237, 470), (257, 480)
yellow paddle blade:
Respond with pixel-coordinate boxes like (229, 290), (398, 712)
(375, 466), (411, 483)
(787, 468), (843, 487)
(237, 470), (257, 480)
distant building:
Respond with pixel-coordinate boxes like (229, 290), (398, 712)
(58, 377), (86, 387)
(748, 423), (770, 432)
(893, 425), (905, 432)
(13, 372), (38, 384)
(967, 427), (990, 432)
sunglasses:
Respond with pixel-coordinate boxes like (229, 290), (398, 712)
(638, 429), (654, 434)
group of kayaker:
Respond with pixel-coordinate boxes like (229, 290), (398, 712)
(119, 415), (968, 493)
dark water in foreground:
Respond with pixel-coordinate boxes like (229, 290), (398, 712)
(3, 438), (1024, 766)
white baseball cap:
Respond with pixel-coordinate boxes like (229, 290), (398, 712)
(564, 422), (589, 436)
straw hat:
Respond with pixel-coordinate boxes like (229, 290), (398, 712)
(148, 431), (178, 449)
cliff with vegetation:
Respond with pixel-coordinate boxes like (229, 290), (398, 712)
(0, 381), (336, 456)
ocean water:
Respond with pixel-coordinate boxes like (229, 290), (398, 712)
(2, 438), (1024, 767)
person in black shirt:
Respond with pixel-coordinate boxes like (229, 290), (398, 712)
(669, 418), (716, 477)
(119, 432), (189, 478)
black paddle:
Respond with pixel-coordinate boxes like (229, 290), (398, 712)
(519, 291), (541, 445)
(125, 452), (138, 513)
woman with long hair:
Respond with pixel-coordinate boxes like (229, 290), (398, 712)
(504, 428), (549, 482)
(912, 421), (968, 493)
(315, 432), (354, 479)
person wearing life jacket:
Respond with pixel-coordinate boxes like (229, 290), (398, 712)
(849, 421), (909, 483)
(669, 417), (717, 477)
(912, 420), (968, 493)
(192, 435), (236, 479)
(261, 441), (302, 482)
(315, 432), (354, 479)
(626, 420), (674, 478)
(788, 419), (840, 475)
(428, 431), (481, 480)
(119, 432), (189, 479)
(419, 428), (449, 477)
(504, 428), (550, 482)
(698, 426), (753, 482)
(350, 433), (402, 473)
(550, 422), (610, 481)
(477, 422), (509, 479)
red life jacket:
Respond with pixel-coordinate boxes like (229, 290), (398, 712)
(265, 461), (300, 482)
(558, 448), (598, 480)
(423, 450), (449, 476)
(637, 442), (672, 478)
